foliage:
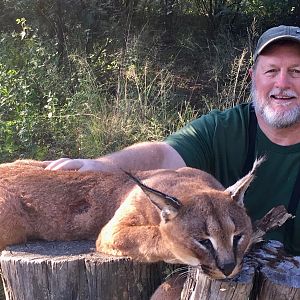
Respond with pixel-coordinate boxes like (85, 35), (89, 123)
(0, 1), (299, 163)
(0, 19), (80, 161)
(56, 50), (199, 158)
(245, 0), (299, 25)
(0, 16), (198, 162)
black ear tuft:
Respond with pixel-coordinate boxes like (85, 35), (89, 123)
(225, 157), (265, 206)
(123, 170), (182, 221)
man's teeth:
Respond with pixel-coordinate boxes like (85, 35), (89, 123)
(272, 95), (293, 99)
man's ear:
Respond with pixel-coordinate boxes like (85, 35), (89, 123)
(249, 67), (254, 78)
(124, 170), (182, 222)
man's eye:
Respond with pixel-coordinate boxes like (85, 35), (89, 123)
(265, 69), (277, 74)
(290, 69), (300, 77)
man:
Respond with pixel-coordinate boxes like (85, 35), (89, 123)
(46, 25), (300, 255)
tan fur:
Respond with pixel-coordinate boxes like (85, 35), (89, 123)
(0, 159), (255, 279)
(150, 274), (186, 300)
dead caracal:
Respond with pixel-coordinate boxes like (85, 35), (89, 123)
(0, 159), (261, 279)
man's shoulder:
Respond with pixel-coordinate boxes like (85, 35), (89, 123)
(190, 102), (251, 130)
(203, 102), (250, 121)
(164, 103), (251, 174)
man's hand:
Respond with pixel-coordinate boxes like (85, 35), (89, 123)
(44, 158), (112, 172)
(44, 142), (186, 172)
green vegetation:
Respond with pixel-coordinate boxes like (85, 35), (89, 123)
(0, 1), (299, 163)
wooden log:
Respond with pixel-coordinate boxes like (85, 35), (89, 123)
(250, 240), (300, 300)
(0, 240), (173, 300)
(181, 260), (255, 299)
(251, 205), (293, 244)
(1, 206), (297, 300)
(180, 240), (300, 300)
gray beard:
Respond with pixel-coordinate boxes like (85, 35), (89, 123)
(251, 83), (300, 128)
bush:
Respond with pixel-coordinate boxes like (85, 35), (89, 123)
(0, 19), (80, 162)
(0, 18), (198, 162)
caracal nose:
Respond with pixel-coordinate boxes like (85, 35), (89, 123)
(220, 261), (236, 277)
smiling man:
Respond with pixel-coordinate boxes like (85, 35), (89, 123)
(45, 25), (300, 255)
(251, 38), (300, 139)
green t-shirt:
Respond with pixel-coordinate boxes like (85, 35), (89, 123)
(165, 103), (300, 255)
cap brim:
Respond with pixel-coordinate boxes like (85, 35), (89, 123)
(255, 35), (300, 60)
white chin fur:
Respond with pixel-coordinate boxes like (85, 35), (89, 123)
(180, 256), (200, 266)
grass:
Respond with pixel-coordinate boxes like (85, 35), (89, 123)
(0, 18), (258, 162)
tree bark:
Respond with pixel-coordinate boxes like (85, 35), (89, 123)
(181, 259), (255, 299)
(181, 240), (300, 300)
(0, 206), (297, 300)
(0, 240), (172, 300)
(250, 240), (300, 299)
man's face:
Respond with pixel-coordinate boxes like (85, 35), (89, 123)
(250, 42), (300, 128)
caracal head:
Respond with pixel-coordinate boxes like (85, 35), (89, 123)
(127, 158), (264, 279)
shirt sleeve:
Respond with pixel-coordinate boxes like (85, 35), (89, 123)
(164, 113), (216, 174)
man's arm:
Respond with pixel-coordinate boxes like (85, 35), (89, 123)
(45, 141), (186, 172)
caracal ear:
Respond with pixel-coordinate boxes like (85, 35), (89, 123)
(124, 170), (182, 222)
(225, 157), (265, 207)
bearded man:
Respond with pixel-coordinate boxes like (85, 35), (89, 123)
(46, 25), (300, 255)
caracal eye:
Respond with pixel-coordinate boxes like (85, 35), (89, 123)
(233, 234), (243, 247)
(198, 239), (213, 249)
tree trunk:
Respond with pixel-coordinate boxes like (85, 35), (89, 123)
(161, 0), (176, 43)
(181, 240), (300, 300)
(0, 240), (172, 300)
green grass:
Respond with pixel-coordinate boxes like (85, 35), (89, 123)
(0, 16), (256, 164)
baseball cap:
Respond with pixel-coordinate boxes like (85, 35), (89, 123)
(253, 25), (300, 61)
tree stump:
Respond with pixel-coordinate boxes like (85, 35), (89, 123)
(0, 240), (173, 300)
(181, 262), (255, 299)
(181, 240), (300, 300)
(0, 206), (297, 300)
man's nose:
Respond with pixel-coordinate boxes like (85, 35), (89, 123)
(275, 70), (291, 89)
